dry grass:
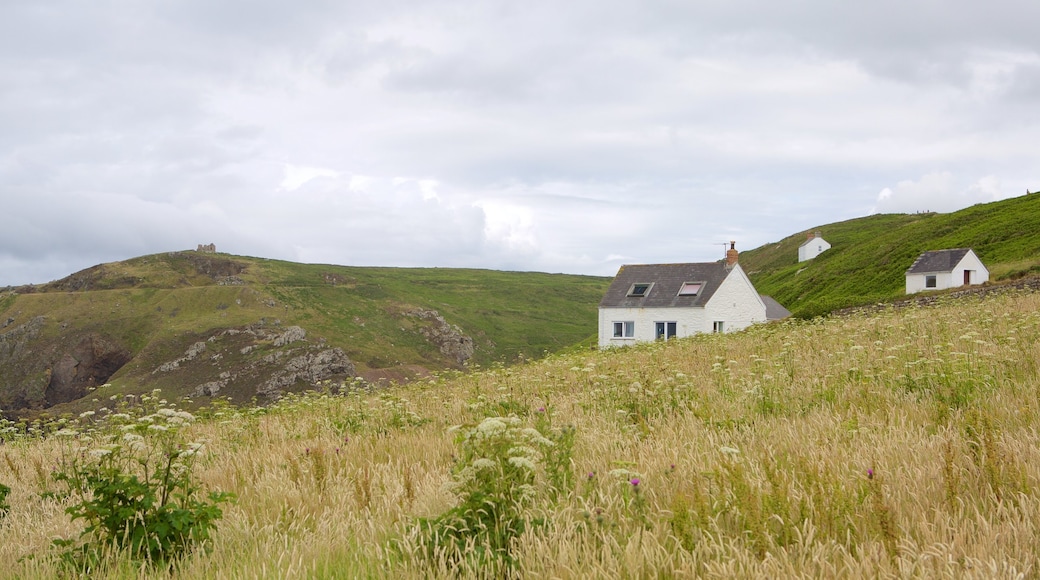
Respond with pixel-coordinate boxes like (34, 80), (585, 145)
(3, 291), (1040, 578)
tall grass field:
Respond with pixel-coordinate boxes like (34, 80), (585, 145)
(2, 289), (1040, 578)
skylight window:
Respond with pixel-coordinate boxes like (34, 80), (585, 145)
(677, 282), (703, 296)
(627, 283), (652, 297)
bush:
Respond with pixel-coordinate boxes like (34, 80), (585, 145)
(416, 413), (572, 574)
(51, 398), (233, 569)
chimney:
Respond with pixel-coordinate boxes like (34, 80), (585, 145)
(806, 231), (814, 240)
(726, 241), (738, 267)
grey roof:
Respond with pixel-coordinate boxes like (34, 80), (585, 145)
(906, 248), (973, 274)
(760, 295), (791, 320)
(599, 262), (733, 309)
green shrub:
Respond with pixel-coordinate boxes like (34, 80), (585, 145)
(51, 400), (233, 569)
(416, 414), (569, 574)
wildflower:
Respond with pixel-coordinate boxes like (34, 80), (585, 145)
(867, 468), (874, 480)
(508, 456), (536, 471)
(630, 477), (640, 487)
(476, 417), (508, 435)
(78, 411), (95, 419)
(587, 471), (595, 480)
(719, 446), (740, 456)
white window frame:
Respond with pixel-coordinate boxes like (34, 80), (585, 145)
(713, 321), (725, 333)
(612, 321), (635, 338)
(655, 321), (677, 340)
(925, 275), (937, 288)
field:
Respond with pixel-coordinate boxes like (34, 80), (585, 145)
(2, 288), (1040, 578)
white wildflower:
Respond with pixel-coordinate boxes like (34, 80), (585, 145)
(147, 424), (169, 432)
(78, 411), (95, 419)
(508, 456), (536, 471)
(719, 446), (740, 456)
(476, 418), (507, 435)
(471, 458), (496, 470)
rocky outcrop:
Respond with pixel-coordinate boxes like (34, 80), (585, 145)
(0, 316), (45, 362)
(44, 334), (131, 406)
(273, 326), (307, 347)
(256, 348), (356, 398)
(153, 341), (207, 373)
(406, 308), (474, 365)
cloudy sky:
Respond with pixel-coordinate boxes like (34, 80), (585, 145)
(2, 0), (1037, 286)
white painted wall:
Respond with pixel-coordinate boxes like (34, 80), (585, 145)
(598, 265), (767, 347)
(704, 264), (768, 332)
(905, 250), (990, 294)
(598, 305), (706, 347)
(798, 237), (831, 262)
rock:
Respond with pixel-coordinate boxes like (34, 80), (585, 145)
(153, 341), (208, 373)
(257, 348), (355, 398)
(193, 380), (227, 397)
(406, 308), (474, 365)
(45, 334), (131, 406)
(273, 326), (306, 347)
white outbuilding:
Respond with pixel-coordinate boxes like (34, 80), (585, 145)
(905, 248), (989, 294)
(598, 242), (776, 347)
(798, 231), (830, 262)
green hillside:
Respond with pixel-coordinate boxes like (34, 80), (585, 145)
(740, 193), (1040, 317)
(0, 252), (610, 416)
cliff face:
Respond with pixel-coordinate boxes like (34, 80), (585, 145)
(45, 333), (131, 406)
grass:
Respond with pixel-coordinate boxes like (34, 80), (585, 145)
(3, 287), (1040, 577)
(1, 254), (610, 413)
(741, 192), (1040, 317)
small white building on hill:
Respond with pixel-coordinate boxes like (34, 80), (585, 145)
(905, 248), (989, 294)
(598, 243), (775, 347)
(798, 232), (830, 262)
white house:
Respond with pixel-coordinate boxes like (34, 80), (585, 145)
(798, 231), (830, 262)
(598, 242), (774, 348)
(905, 248), (989, 294)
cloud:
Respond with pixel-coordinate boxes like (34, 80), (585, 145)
(872, 172), (1011, 214)
(1, 0), (1038, 286)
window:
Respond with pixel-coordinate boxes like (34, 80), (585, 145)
(655, 321), (677, 340)
(925, 275), (937, 288)
(677, 282), (703, 296)
(627, 283), (653, 297)
(713, 321), (725, 333)
(612, 321), (635, 338)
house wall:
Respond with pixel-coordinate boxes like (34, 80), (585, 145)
(905, 251), (990, 294)
(798, 238), (831, 262)
(704, 265), (767, 332)
(598, 306), (706, 348)
(597, 265), (767, 347)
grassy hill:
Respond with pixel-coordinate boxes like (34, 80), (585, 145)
(0, 252), (610, 416)
(740, 192), (1040, 317)
(3, 287), (1040, 577)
